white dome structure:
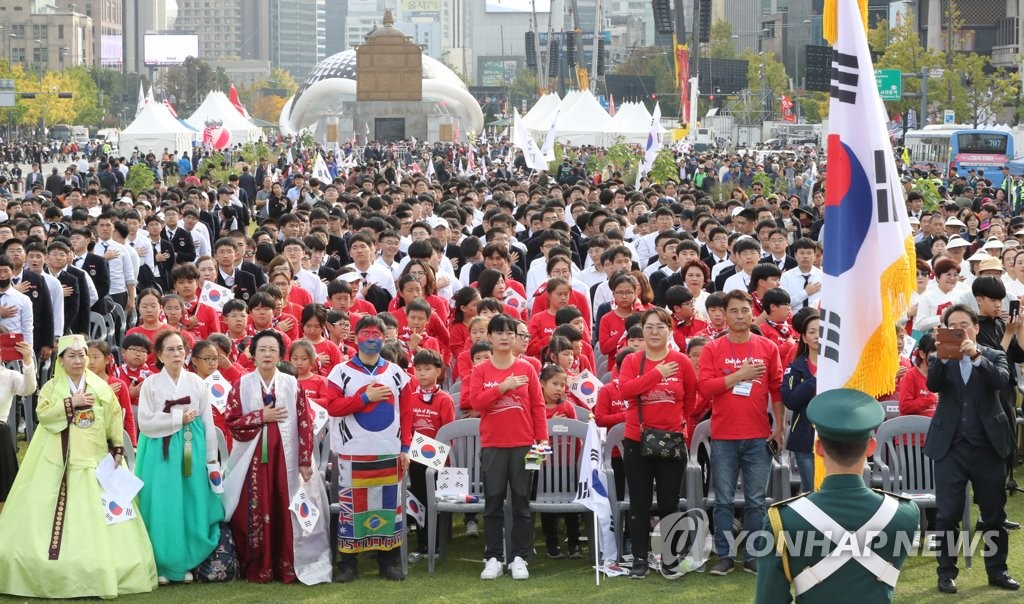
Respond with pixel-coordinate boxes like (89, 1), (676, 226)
(279, 48), (484, 138)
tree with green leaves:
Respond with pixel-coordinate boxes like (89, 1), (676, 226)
(948, 54), (1019, 127)
(708, 20), (735, 60)
(867, 14), (941, 126)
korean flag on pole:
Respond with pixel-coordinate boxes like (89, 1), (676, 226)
(569, 370), (602, 409)
(199, 280), (234, 312)
(574, 420), (618, 564)
(409, 432), (450, 470)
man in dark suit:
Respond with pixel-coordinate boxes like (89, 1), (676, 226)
(24, 163), (44, 190)
(238, 165), (258, 207)
(163, 207), (197, 264)
(69, 227), (110, 313)
(3, 239), (54, 359)
(45, 241), (91, 336)
(926, 304), (1019, 594)
(213, 238), (257, 303)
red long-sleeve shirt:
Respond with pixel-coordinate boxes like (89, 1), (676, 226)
(465, 358), (548, 448)
(673, 318), (708, 351)
(697, 333), (783, 440)
(898, 367), (937, 417)
(527, 310), (558, 358)
(449, 322), (471, 360)
(598, 310), (630, 357)
(311, 339), (344, 376)
(410, 387), (456, 439)
(106, 375), (137, 445)
(298, 374), (329, 406)
(530, 288), (593, 339)
(594, 379), (627, 428)
(617, 350), (696, 442)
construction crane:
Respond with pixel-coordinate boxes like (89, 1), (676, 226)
(567, 0), (589, 92)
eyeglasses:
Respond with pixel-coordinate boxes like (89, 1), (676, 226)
(643, 324), (669, 332)
(244, 251), (255, 258)
(517, 333), (531, 340)
(125, 347), (149, 354)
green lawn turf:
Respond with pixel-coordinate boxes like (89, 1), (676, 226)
(4, 443), (1024, 602)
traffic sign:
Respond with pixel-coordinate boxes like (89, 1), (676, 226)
(875, 69), (902, 101)
(943, 110), (955, 124)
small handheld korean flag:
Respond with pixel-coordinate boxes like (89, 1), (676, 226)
(207, 461), (224, 494)
(101, 493), (137, 525)
(436, 468), (469, 498)
(199, 280), (234, 312)
(504, 288), (528, 314)
(410, 432), (451, 470)
(205, 370), (232, 414)
(406, 490), (426, 527)
(569, 370), (602, 409)
(289, 482), (321, 536)
(308, 400), (329, 435)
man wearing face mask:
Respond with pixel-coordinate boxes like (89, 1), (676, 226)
(323, 315), (413, 583)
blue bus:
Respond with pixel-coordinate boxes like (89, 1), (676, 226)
(904, 126), (1012, 188)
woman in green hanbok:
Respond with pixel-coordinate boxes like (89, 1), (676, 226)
(0, 334), (158, 599)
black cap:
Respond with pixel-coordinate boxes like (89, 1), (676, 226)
(217, 187), (232, 197)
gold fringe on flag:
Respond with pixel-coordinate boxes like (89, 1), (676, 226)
(845, 236), (917, 397)
(823, 0), (869, 45)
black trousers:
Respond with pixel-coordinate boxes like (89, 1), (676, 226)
(481, 446), (533, 561)
(406, 463), (432, 553)
(934, 439), (1008, 580)
(623, 438), (684, 559)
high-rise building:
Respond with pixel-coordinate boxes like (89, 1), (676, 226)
(174, 0), (243, 59)
(53, 0), (121, 69)
(0, 0), (94, 70)
(270, 0), (326, 78)
(325, 0), (346, 55)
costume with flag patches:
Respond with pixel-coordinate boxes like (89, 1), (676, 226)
(323, 356), (413, 554)
(135, 367), (224, 582)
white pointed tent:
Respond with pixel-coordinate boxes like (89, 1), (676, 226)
(522, 92), (562, 130)
(601, 101), (667, 146)
(187, 91), (262, 143)
(119, 101), (195, 156)
(548, 89), (611, 146)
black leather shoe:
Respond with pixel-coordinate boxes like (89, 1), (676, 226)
(989, 573), (1021, 591)
(938, 578), (957, 594)
(1004, 520), (1021, 530)
(335, 565), (358, 583)
(379, 564), (405, 581)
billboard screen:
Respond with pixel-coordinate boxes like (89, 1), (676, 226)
(143, 34), (199, 66)
(401, 0), (442, 19)
(101, 34), (122, 67)
(485, 0), (550, 13)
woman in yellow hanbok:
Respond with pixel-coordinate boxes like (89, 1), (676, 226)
(0, 335), (158, 599)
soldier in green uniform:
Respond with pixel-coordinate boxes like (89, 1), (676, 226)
(755, 388), (920, 603)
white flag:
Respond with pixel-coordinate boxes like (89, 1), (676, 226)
(512, 109), (548, 171)
(568, 369), (602, 409)
(574, 420), (618, 563)
(101, 493), (138, 525)
(136, 81), (145, 116)
(146, 85), (155, 105)
(199, 280), (234, 312)
(312, 152), (332, 183)
(503, 288), (528, 314)
(286, 146), (294, 166)
(636, 102), (662, 187)
(204, 370), (232, 414)
(406, 490), (426, 527)
(289, 481), (321, 536)
(426, 157), (436, 181)
(541, 110), (560, 161)
(410, 432), (451, 470)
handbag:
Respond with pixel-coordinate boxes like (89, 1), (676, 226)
(636, 355), (687, 461)
(194, 522), (240, 583)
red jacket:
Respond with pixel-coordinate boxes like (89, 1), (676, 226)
(409, 386), (456, 440)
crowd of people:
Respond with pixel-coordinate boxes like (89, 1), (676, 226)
(0, 132), (1017, 598)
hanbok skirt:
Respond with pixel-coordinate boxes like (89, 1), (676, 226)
(0, 422), (16, 501)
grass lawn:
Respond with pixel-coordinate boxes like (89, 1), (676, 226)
(4, 444), (1024, 602)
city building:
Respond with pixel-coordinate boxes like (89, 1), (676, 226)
(270, 0), (326, 79)
(53, 0), (120, 70)
(0, 0), (94, 71)
(992, 0), (1024, 68)
(173, 0), (243, 60)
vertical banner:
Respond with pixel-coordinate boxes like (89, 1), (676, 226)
(676, 45), (690, 125)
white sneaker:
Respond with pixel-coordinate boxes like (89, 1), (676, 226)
(509, 556), (529, 580)
(480, 557), (503, 580)
(466, 520), (479, 537)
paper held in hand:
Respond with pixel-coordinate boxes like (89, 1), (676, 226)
(96, 454), (144, 524)
(409, 432), (450, 470)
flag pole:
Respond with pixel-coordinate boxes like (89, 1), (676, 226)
(594, 511), (601, 586)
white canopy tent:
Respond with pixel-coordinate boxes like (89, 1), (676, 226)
(119, 102), (194, 156)
(601, 101), (667, 146)
(548, 89), (611, 146)
(187, 91), (262, 143)
(522, 92), (562, 130)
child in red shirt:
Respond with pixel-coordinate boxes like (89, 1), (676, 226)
(599, 273), (640, 357)
(537, 364), (581, 558)
(758, 288), (797, 366)
(698, 292), (729, 341)
(459, 340), (493, 418)
(125, 289), (168, 367)
(666, 285), (708, 352)
(299, 305), (344, 376)
(116, 333), (156, 407)
(454, 316), (491, 384)
(160, 294), (197, 351)
(449, 287), (481, 361)
(248, 292), (293, 350)
(685, 337), (711, 445)
(290, 340), (329, 407)
(594, 346), (636, 499)
(554, 308), (596, 372)
(87, 339), (137, 445)
(401, 299), (443, 366)
(900, 334), (938, 418)
(527, 277), (572, 358)
(171, 265), (222, 341)
(551, 324), (595, 377)
(408, 349), (456, 556)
